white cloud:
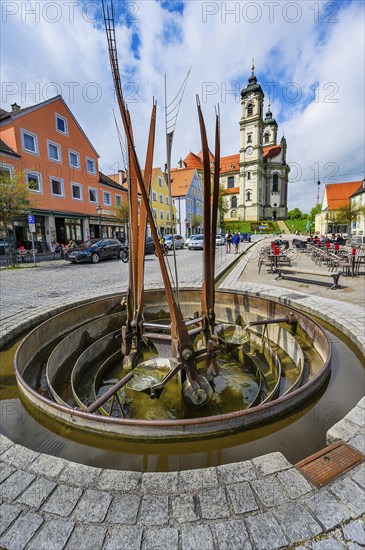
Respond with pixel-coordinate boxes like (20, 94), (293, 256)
(1, 0), (364, 212)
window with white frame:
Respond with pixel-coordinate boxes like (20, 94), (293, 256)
(103, 190), (111, 206)
(0, 163), (14, 178)
(115, 195), (122, 206)
(86, 157), (96, 175)
(159, 194), (164, 203)
(152, 191), (157, 201)
(166, 211), (170, 221)
(71, 182), (83, 200)
(56, 114), (68, 135)
(153, 208), (158, 218)
(21, 129), (38, 155)
(166, 196), (169, 205)
(158, 177), (163, 187)
(69, 149), (80, 169)
(50, 177), (64, 197)
(47, 140), (61, 163)
(160, 210), (164, 220)
(26, 172), (42, 193)
(88, 187), (97, 203)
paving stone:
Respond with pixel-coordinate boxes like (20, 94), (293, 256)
(42, 484), (83, 516)
(0, 503), (22, 536)
(0, 444), (38, 469)
(107, 493), (141, 524)
(28, 518), (75, 550)
(28, 454), (66, 479)
(215, 519), (252, 549)
(0, 511), (43, 550)
(357, 397), (365, 410)
(327, 419), (359, 443)
(16, 477), (57, 509)
(97, 469), (141, 492)
(347, 543), (364, 550)
(171, 494), (200, 523)
(277, 467), (312, 499)
(348, 433), (365, 454)
(73, 488), (112, 523)
(139, 495), (169, 526)
(226, 481), (259, 514)
(141, 471), (179, 494)
(0, 462), (15, 483)
(343, 519), (365, 545)
(104, 526), (143, 550)
(0, 469), (36, 501)
(217, 460), (256, 484)
(179, 467), (218, 493)
(329, 477), (365, 515)
(0, 435), (13, 455)
(65, 523), (107, 550)
(304, 490), (351, 530)
(181, 524), (214, 550)
(245, 511), (288, 550)
(251, 476), (289, 507)
(310, 538), (346, 549)
(199, 486), (229, 520)
(252, 452), (292, 476)
(351, 462), (365, 489)
(345, 406), (365, 427)
(274, 502), (322, 545)
(143, 527), (179, 549)
(59, 462), (101, 486)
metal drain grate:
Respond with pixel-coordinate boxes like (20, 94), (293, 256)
(295, 441), (364, 488)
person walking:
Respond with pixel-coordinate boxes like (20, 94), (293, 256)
(225, 230), (232, 253)
(232, 232), (240, 254)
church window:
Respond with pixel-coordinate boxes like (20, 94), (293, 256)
(247, 172), (251, 180)
(227, 176), (234, 188)
(247, 103), (253, 116)
(273, 174), (279, 192)
(264, 133), (270, 143)
(231, 196), (237, 208)
(246, 190), (252, 202)
(247, 134), (252, 143)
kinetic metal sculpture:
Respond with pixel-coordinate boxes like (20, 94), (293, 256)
(101, 0), (220, 406)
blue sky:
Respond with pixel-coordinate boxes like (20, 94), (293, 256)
(1, 0), (364, 211)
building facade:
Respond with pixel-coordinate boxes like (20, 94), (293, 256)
(315, 180), (364, 235)
(0, 96), (127, 251)
(170, 168), (204, 237)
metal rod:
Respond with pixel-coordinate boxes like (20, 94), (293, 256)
(86, 372), (134, 413)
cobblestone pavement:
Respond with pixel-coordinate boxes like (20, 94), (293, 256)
(0, 238), (364, 549)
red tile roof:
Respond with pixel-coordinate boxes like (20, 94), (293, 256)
(183, 151), (203, 169)
(220, 154), (240, 173)
(170, 168), (197, 197)
(263, 145), (281, 159)
(326, 181), (363, 210)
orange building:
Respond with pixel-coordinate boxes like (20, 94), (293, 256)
(0, 96), (127, 250)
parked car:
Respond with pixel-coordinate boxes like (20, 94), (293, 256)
(216, 234), (225, 246)
(145, 237), (156, 254)
(188, 234), (204, 250)
(240, 233), (251, 242)
(65, 238), (124, 264)
(164, 234), (185, 250)
(350, 235), (363, 245)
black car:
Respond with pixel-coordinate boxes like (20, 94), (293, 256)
(145, 237), (156, 254)
(65, 238), (124, 264)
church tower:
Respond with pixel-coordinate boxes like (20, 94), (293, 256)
(239, 63), (265, 220)
(263, 102), (278, 146)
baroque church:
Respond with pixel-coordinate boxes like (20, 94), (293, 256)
(179, 65), (290, 222)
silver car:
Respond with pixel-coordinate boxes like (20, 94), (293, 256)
(216, 234), (225, 246)
(164, 234), (185, 250)
(188, 234), (204, 250)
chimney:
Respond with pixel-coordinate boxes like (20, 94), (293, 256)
(11, 103), (21, 113)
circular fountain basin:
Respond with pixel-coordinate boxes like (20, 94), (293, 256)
(14, 289), (331, 441)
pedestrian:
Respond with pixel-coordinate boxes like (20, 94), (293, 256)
(232, 232), (240, 253)
(68, 240), (76, 248)
(225, 230), (232, 253)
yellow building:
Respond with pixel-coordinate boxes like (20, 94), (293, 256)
(149, 168), (176, 235)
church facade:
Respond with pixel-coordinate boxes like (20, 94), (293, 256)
(220, 66), (290, 221)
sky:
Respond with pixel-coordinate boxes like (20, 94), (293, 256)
(1, 0), (364, 212)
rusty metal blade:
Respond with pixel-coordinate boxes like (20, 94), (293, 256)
(210, 109), (220, 314)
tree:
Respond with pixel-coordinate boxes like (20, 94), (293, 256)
(309, 203), (322, 223)
(330, 204), (365, 231)
(0, 171), (30, 265)
(287, 208), (303, 220)
(217, 184), (229, 231)
(191, 214), (203, 231)
(112, 201), (129, 224)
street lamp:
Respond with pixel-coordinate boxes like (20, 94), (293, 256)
(316, 180), (321, 205)
(96, 204), (102, 238)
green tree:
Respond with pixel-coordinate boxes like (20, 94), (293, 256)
(287, 208), (303, 220)
(113, 201), (129, 224)
(0, 171), (30, 266)
(330, 204), (365, 231)
(191, 214), (203, 231)
(309, 203), (322, 223)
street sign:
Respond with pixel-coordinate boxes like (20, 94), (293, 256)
(27, 214), (36, 233)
